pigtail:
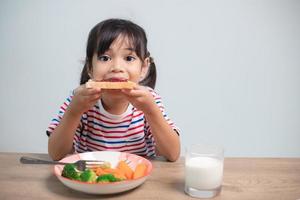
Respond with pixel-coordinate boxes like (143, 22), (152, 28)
(80, 63), (90, 85)
(139, 56), (157, 89)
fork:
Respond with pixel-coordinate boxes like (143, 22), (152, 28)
(20, 156), (106, 171)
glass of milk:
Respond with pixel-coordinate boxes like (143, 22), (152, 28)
(185, 144), (224, 198)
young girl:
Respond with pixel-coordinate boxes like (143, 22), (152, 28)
(47, 18), (180, 162)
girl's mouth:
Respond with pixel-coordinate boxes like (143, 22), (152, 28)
(103, 77), (128, 82)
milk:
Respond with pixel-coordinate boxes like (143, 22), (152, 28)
(185, 157), (223, 190)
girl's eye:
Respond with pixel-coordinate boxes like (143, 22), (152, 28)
(98, 55), (111, 61)
(125, 56), (136, 62)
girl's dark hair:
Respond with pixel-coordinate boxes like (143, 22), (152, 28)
(80, 18), (156, 89)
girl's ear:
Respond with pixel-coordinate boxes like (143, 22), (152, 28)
(140, 57), (150, 81)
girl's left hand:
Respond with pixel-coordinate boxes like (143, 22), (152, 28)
(121, 85), (157, 114)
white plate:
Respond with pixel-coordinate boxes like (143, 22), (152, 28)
(54, 151), (153, 194)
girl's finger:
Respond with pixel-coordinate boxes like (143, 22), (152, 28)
(83, 88), (101, 96)
(121, 88), (144, 97)
(89, 93), (101, 102)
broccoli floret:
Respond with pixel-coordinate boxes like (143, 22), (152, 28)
(62, 164), (81, 180)
(80, 169), (97, 182)
(96, 174), (121, 183)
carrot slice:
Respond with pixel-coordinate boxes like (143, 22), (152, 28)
(95, 167), (106, 176)
(102, 168), (126, 180)
(133, 163), (147, 179)
(117, 161), (133, 179)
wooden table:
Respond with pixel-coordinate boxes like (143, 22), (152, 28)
(0, 152), (300, 200)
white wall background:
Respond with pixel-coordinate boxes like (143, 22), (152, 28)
(1, 0), (299, 157)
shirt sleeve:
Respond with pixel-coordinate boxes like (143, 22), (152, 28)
(145, 88), (180, 136)
(46, 94), (83, 137)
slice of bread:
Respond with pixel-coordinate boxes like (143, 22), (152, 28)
(86, 80), (136, 89)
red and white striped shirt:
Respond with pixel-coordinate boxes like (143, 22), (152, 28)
(47, 87), (179, 157)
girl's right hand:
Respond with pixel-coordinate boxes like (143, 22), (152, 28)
(68, 84), (101, 116)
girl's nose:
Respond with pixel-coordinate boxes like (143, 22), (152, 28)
(110, 58), (124, 72)
(110, 65), (124, 73)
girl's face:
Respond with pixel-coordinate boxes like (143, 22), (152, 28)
(89, 36), (149, 84)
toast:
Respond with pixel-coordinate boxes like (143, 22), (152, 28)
(86, 80), (136, 89)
